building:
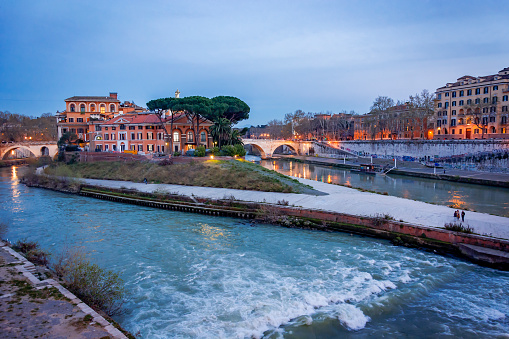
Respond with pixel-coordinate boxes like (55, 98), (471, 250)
(89, 112), (213, 154)
(434, 67), (509, 139)
(353, 104), (432, 140)
(57, 92), (213, 154)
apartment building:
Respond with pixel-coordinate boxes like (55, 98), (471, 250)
(434, 67), (509, 140)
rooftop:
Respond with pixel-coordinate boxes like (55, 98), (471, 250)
(65, 96), (120, 103)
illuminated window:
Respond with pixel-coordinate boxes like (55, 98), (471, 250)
(200, 131), (206, 142)
(80, 104), (85, 112)
(100, 104), (106, 113)
(187, 131), (194, 142)
(173, 131), (180, 142)
(70, 104), (75, 112)
(90, 104), (96, 112)
(110, 104), (115, 112)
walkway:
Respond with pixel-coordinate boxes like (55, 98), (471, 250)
(82, 177), (509, 240)
(278, 155), (509, 184)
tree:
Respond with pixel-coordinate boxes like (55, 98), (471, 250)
(210, 96), (250, 125)
(210, 117), (231, 148)
(407, 90), (434, 139)
(462, 98), (493, 139)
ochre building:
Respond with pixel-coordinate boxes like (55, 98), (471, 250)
(434, 67), (509, 140)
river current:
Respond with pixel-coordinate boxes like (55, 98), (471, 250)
(0, 167), (508, 338)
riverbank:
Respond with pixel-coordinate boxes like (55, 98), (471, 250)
(22, 172), (509, 269)
(276, 155), (509, 188)
(0, 240), (128, 338)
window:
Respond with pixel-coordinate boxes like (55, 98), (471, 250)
(443, 119), (447, 125)
(95, 125), (102, 131)
(147, 144), (154, 152)
(474, 129), (479, 134)
(475, 98), (480, 104)
(100, 104), (106, 113)
(147, 132), (154, 140)
(111, 133), (115, 140)
(80, 104), (85, 112)
(452, 92), (457, 98)
(120, 124), (126, 130)
(113, 145), (117, 151)
(467, 89), (472, 96)
(112, 126), (116, 130)
(77, 118), (83, 122)
(484, 97), (489, 103)
(475, 88), (480, 95)
(138, 126), (143, 130)
(467, 99), (472, 105)
(443, 111), (447, 116)
(173, 131), (180, 142)
(62, 128), (68, 133)
(187, 131), (194, 142)
(90, 104), (96, 112)
(438, 103), (442, 108)
(452, 101), (456, 107)
(445, 92), (449, 97)
(484, 87), (489, 94)
(452, 110), (456, 115)
(451, 119), (456, 126)
(200, 131), (206, 142)
(138, 144), (143, 152)
(445, 102), (449, 108)
(119, 133), (126, 140)
(482, 117), (488, 125)
(110, 104), (115, 112)
(104, 134), (109, 140)
(105, 144), (109, 151)
(494, 85), (498, 91)
(490, 116), (496, 122)
(68, 118), (74, 122)
(105, 127), (108, 130)
(137, 132), (143, 140)
(129, 126), (136, 130)
(490, 107), (497, 113)
(459, 129), (462, 134)
(70, 104), (75, 112)
(131, 132), (135, 140)
(502, 116), (508, 124)
(459, 90), (464, 97)
(503, 106), (508, 112)
(437, 94), (442, 99)
(493, 96), (498, 104)
(452, 129), (455, 134)
(459, 100), (464, 106)
(131, 145), (136, 151)
(77, 128), (84, 133)
(503, 95), (508, 102)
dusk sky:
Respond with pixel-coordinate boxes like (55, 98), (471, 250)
(1, 0), (508, 126)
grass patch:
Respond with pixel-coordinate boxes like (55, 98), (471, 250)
(42, 160), (314, 193)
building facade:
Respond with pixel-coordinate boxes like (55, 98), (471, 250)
(434, 67), (509, 140)
(353, 104), (432, 140)
(88, 112), (213, 154)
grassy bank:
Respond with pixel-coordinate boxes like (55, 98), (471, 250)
(42, 159), (320, 194)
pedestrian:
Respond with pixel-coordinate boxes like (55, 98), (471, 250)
(454, 210), (458, 219)
(143, 178), (147, 184)
(461, 211), (465, 222)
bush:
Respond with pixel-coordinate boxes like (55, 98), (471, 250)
(52, 247), (126, 316)
(210, 147), (220, 155)
(221, 144), (247, 157)
(12, 238), (50, 266)
(444, 222), (473, 234)
(195, 146), (206, 157)
(173, 151), (181, 156)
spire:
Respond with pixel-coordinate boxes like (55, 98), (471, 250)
(175, 89), (180, 98)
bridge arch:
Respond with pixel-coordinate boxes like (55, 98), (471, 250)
(243, 143), (267, 158)
(1, 146), (36, 160)
(272, 144), (298, 155)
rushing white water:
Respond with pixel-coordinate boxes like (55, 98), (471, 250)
(1, 167), (508, 338)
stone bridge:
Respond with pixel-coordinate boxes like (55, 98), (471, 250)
(0, 141), (58, 160)
(241, 139), (357, 158)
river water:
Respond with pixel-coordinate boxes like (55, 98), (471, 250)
(259, 159), (509, 217)
(1, 167), (508, 338)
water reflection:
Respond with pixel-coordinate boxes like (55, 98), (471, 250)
(261, 160), (509, 217)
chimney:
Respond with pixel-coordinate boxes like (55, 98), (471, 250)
(109, 92), (118, 99)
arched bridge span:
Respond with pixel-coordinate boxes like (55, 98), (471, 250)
(0, 142), (58, 160)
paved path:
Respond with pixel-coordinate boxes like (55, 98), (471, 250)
(82, 178), (509, 240)
(0, 241), (127, 339)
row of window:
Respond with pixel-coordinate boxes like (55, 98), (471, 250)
(437, 86), (502, 99)
(69, 103), (116, 113)
(67, 118), (85, 123)
(438, 127), (506, 135)
(95, 144), (164, 153)
(100, 131), (208, 142)
(437, 105), (509, 116)
(437, 115), (507, 127)
(437, 96), (507, 108)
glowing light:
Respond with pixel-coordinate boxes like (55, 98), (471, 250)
(210, 155), (214, 159)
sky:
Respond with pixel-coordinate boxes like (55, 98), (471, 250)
(1, 0), (508, 127)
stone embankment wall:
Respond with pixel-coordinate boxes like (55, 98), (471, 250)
(327, 140), (509, 160)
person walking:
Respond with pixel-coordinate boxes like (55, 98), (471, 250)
(454, 210), (458, 219)
(461, 211), (465, 222)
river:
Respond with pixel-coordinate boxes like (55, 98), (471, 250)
(258, 158), (509, 217)
(0, 167), (508, 338)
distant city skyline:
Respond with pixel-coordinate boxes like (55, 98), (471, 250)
(1, 0), (508, 126)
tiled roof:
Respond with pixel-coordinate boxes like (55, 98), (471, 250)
(65, 96), (120, 102)
(437, 69), (509, 90)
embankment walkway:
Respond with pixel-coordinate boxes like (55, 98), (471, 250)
(82, 178), (509, 241)
(279, 155), (509, 186)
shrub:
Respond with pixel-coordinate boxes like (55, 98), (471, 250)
(444, 222), (473, 234)
(210, 147), (220, 155)
(221, 145), (235, 156)
(173, 151), (181, 156)
(195, 146), (206, 157)
(13, 238), (39, 253)
(52, 247), (126, 316)
(12, 238), (50, 266)
(158, 159), (173, 166)
(234, 144), (247, 157)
